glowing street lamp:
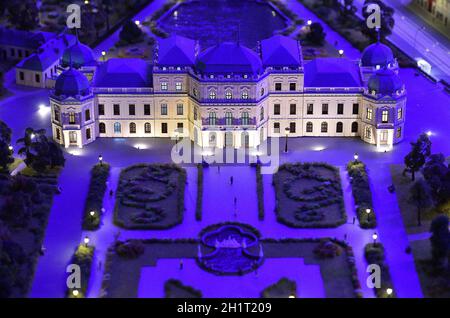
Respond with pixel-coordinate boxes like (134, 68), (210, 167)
(284, 127), (290, 153)
(426, 130), (432, 136)
(307, 20), (312, 25)
(386, 288), (393, 297)
(8, 145), (13, 152)
(98, 154), (103, 166)
(134, 20), (140, 26)
(338, 49), (344, 57)
(84, 236), (90, 247)
(72, 289), (79, 297)
(84, 0), (89, 4)
(101, 51), (106, 62)
(30, 133), (35, 140)
(288, 294), (296, 298)
(372, 233), (378, 244)
(353, 153), (359, 162)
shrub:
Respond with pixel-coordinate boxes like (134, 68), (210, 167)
(261, 278), (297, 298)
(347, 160), (376, 228)
(164, 279), (202, 298)
(195, 164), (203, 221)
(67, 244), (94, 298)
(364, 243), (395, 298)
(313, 239), (342, 258)
(256, 163), (265, 220)
(114, 240), (145, 259)
(82, 163), (110, 230)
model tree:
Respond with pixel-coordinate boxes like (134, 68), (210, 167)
(0, 121), (14, 173)
(6, 0), (39, 31)
(306, 22), (326, 46)
(422, 153), (450, 205)
(403, 133), (432, 181)
(119, 20), (144, 46)
(409, 179), (433, 226)
(362, 0), (395, 39)
(429, 215), (450, 269)
(17, 128), (65, 173)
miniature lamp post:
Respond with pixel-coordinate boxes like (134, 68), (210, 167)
(366, 208), (372, 221)
(426, 130), (432, 137)
(386, 288), (393, 297)
(338, 49), (344, 57)
(353, 152), (359, 162)
(72, 289), (79, 297)
(101, 51), (106, 62)
(84, 236), (90, 247)
(284, 127), (290, 153)
(175, 129), (179, 152)
(8, 145), (13, 152)
(289, 294), (296, 298)
(135, 20), (140, 26)
(372, 233), (378, 245)
(307, 20), (312, 26)
(98, 154), (103, 166)
(89, 211), (96, 222)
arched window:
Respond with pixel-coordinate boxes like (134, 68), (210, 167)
(321, 122), (328, 133)
(351, 121), (358, 133)
(242, 90), (249, 99)
(99, 122), (106, 134)
(225, 112), (233, 126)
(241, 112), (249, 125)
(129, 122), (136, 134)
(365, 126), (372, 139)
(336, 122), (343, 133)
(144, 123), (151, 133)
(306, 122), (313, 133)
(209, 90), (216, 100)
(114, 122), (121, 133)
(260, 107), (264, 121)
(225, 90), (232, 99)
(208, 112), (217, 125)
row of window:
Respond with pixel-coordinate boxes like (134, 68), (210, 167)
(99, 122), (184, 134)
(98, 103), (184, 116)
(273, 103), (360, 116)
(273, 121), (359, 134)
(208, 112), (251, 125)
(366, 108), (403, 122)
(8, 48), (31, 58)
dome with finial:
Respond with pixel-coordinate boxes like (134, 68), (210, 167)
(61, 40), (96, 69)
(54, 68), (91, 98)
(361, 42), (395, 68)
(367, 69), (403, 97)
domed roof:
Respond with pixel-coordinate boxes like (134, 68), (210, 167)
(361, 42), (394, 67)
(61, 41), (96, 69)
(195, 42), (263, 75)
(54, 68), (90, 97)
(367, 69), (403, 96)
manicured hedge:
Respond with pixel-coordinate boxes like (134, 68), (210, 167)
(164, 279), (202, 298)
(67, 244), (95, 298)
(82, 163), (110, 231)
(195, 164), (203, 221)
(364, 243), (395, 298)
(256, 163), (265, 220)
(347, 160), (377, 229)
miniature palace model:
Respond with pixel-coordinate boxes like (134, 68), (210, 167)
(47, 34), (406, 150)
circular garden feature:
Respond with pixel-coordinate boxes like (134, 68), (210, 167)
(197, 223), (264, 275)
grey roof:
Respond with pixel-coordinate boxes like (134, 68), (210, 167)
(195, 42), (263, 75)
(54, 68), (91, 98)
(16, 33), (77, 71)
(61, 41), (96, 69)
(368, 69), (403, 96)
(261, 35), (302, 67)
(361, 42), (394, 67)
(94, 58), (152, 88)
(158, 35), (196, 66)
(304, 58), (362, 88)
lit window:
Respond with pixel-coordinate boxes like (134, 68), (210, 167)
(161, 82), (168, 91)
(241, 112), (249, 125)
(114, 122), (121, 133)
(397, 108), (402, 120)
(366, 108), (373, 120)
(208, 112), (217, 125)
(382, 110), (389, 123)
(242, 90), (249, 99)
(365, 127), (371, 139)
(209, 90), (216, 99)
(175, 82), (182, 91)
(225, 91), (232, 99)
(225, 112), (233, 125)
(69, 112), (75, 124)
